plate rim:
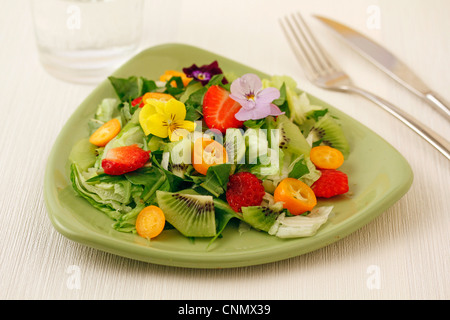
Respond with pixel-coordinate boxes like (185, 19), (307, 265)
(44, 42), (414, 268)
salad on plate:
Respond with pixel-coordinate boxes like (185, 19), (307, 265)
(69, 61), (351, 246)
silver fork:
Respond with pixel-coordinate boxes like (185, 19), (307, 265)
(280, 13), (450, 161)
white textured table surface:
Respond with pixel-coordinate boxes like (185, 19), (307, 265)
(1, 0), (449, 300)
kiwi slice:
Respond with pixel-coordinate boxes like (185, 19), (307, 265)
(275, 115), (311, 156)
(69, 138), (98, 171)
(156, 190), (216, 237)
(241, 206), (281, 232)
(163, 138), (193, 178)
(309, 114), (350, 158)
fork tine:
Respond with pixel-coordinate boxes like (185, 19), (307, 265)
(289, 13), (325, 73)
(280, 12), (340, 77)
(293, 13), (336, 72)
(279, 14), (318, 77)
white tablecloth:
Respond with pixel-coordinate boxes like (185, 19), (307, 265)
(1, 0), (448, 299)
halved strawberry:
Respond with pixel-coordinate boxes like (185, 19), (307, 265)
(131, 96), (143, 108)
(102, 144), (150, 175)
(202, 85), (244, 134)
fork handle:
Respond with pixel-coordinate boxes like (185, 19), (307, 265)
(347, 86), (450, 160)
(424, 92), (450, 121)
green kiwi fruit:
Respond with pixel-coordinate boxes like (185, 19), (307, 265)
(275, 115), (311, 156)
(69, 138), (98, 172)
(163, 138), (193, 178)
(241, 206), (281, 232)
(309, 114), (350, 158)
(168, 163), (191, 179)
(156, 190), (216, 237)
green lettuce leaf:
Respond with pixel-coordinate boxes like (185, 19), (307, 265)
(70, 164), (133, 220)
(268, 206), (333, 238)
(95, 98), (119, 122)
(208, 197), (242, 248)
(299, 156), (321, 186)
(200, 164), (233, 197)
(112, 202), (146, 233)
(88, 98), (120, 134)
(262, 152), (321, 193)
(108, 76), (157, 102)
(124, 167), (169, 203)
(249, 148), (283, 177)
(262, 75), (324, 126)
(288, 155), (310, 179)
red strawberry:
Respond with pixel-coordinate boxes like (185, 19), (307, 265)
(311, 169), (349, 198)
(102, 144), (150, 175)
(131, 96), (143, 108)
(226, 172), (265, 212)
(202, 85), (244, 134)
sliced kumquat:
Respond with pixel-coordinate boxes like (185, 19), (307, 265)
(274, 178), (317, 215)
(160, 70), (192, 87)
(135, 205), (166, 239)
(310, 145), (344, 169)
(142, 92), (174, 104)
(192, 137), (228, 175)
(89, 118), (121, 147)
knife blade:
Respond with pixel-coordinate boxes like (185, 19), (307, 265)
(314, 15), (450, 120)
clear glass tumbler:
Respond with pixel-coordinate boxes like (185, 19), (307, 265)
(31, 0), (144, 84)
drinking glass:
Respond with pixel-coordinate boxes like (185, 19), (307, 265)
(31, 0), (144, 84)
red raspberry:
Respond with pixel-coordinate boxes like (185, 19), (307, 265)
(311, 169), (349, 198)
(226, 172), (265, 212)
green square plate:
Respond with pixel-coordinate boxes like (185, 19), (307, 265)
(44, 43), (413, 268)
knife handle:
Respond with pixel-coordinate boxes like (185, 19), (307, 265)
(424, 92), (450, 120)
(348, 86), (450, 161)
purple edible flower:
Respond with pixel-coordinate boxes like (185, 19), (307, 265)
(229, 73), (284, 121)
(183, 61), (228, 85)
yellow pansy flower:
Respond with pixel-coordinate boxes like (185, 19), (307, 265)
(139, 98), (196, 141)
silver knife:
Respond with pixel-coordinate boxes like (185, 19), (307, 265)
(314, 15), (450, 120)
